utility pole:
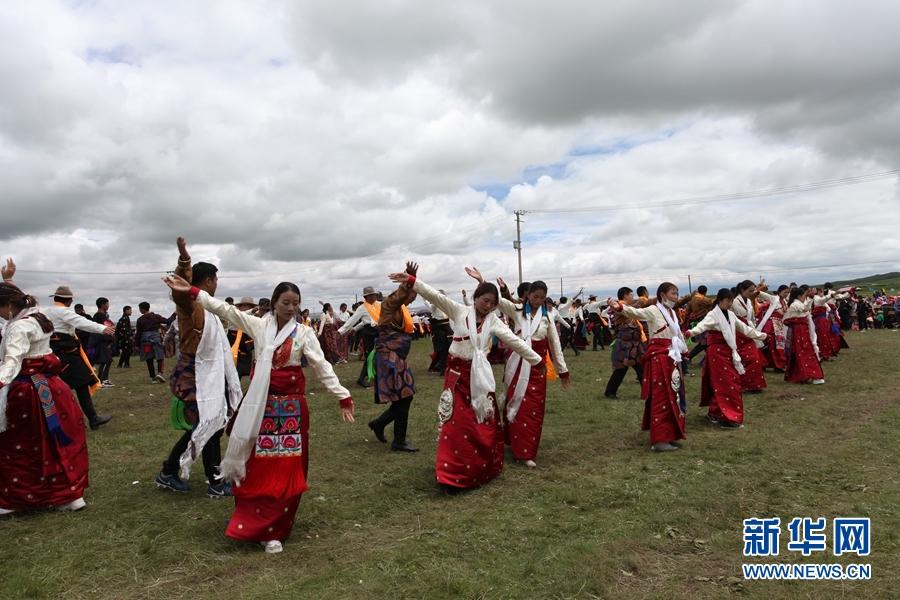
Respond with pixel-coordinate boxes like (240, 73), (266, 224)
(687, 274), (692, 294)
(513, 210), (524, 286)
(560, 277), (563, 297)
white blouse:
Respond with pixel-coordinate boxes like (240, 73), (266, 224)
(498, 298), (568, 374)
(195, 291), (350, 400)
(688, 311), (766, 341)
(0, 316), (53, 385)
(620, 303), (681, 341)
(412, 279), (542, 365)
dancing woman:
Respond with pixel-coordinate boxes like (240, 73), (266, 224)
(387, 269), (541, 491)
(163, 274), (354, 554)
(0, 277), (89, 515)
(730, 280), (767, 393)
(609, 283), (689, 452)
(756, 284), (789, 371)
(783, 286), (825, 385)
(686, 289), (766, 428)
(490, 275), (569, 468)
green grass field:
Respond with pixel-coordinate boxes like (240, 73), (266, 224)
(2, 331), (899, 599)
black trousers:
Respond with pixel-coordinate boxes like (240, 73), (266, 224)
(117, 349), (132, 367)
(96, 361), (112, 381)
(604, 364), (644, 397)
(371, 397), (413, 444)
(74, 385), (98, 421)
(163, 428), (224, 483)
(430, 321), (452, 373)
(145, 358), (164, 378)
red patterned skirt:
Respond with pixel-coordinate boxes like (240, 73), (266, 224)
(784, 317), (824, 383)
(226, 366), (309, 543)
(0, 355), (89, 510)
(700, 332), (744, 424)
(812, 308), (836, 359)
(640, 339), (686, 445)
(435, 356), (504, 489)
(735, 318), (767, 392)
(503, 339), (548, 461)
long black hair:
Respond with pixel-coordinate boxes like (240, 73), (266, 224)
(656, 282), (677, 301)
(473, 282), (499, 304)
(0, 283), (53, 332)
(788, 286), (806, 305)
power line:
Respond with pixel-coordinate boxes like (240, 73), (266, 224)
(517, 169), (900, 215)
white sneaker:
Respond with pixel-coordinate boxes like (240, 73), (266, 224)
(261, 540), (283, 554)
(154, 374), (167, 383)
(0, 506), (15, 515)
(812, 379), (825, 385)
(102, 381), (115, 388)
(149, 377), (159, 384)
(524, 460), (537, 468)
(58, 497), (86, 512)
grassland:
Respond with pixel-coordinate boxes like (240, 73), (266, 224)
(1, 330), (898, 599)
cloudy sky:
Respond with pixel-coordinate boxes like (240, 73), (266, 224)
(2, 0), (899, 313)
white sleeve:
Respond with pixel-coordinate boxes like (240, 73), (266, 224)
(735, 318), (766, 340)
(301, 328), (351, 401)
(195, 290), (266, 341)
(687, 312), (717, 337)
(546, 316), (568, 374)
(620, 304), (659, 321)
(497, 297), (520, 319)
(491, 319), (542, 365)
(62, 310), (108, 335)
(0, 321), (35, 385)
(412, 280), (468, 320)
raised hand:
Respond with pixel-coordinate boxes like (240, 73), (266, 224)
(405, 261), (419, 277)
(1, 257), (15, 281)
(388, 272), (408, 284)
(176, 236), (189, 260)
(496, 276), (508, 291)
(162, 273), (192, 293)
(464, 266), (484, 283)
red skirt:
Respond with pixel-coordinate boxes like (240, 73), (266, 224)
(436, 356), (504, 489)
(503, 339), (548, 461)
(640, 339), (686, 445)
(784, 317), (824, 383)
(226, 366), (309, 543)
(812, 308), (836, 359)
(735, 321), (767, 392)
(0, 355), (89, 510)
(700, 332), (744, 424)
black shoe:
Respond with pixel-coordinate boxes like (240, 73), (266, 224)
(368, 420), (387, 443)
(391, 442), (419, 452)
(207, 481), (233, 498)
(89, 415), (112, 430)
(155, 471), (190, 493)
(746, 389), (763, 394)
(720, 420), (744, 429)
(357, 378), (371, 389)
(603, 393), (618, 400)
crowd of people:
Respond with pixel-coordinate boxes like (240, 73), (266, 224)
(0, 245), (894, 554)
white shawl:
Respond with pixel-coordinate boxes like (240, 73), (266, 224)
(179, 309), (244, 479)
(711, 306), (745, 375)
(503, 305), (544, 423)
(220, 315), (296, 484)
(465, 306), (497, 423)
(657, 304), (688, 364)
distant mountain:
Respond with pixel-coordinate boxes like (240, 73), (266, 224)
(830, 271), (900, 292)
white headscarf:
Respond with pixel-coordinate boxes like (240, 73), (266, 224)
(503, 303), (545, 423)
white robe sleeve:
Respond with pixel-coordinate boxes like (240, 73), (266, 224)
(735, 318), (767, 341)
(413, 280), (468, 321)
(0, 320), (36, 385)
(687, 312), (717, 337)
(491, 318), (542, 365)
(300, 328), (351, 401)
(195, 290), (267, 341)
